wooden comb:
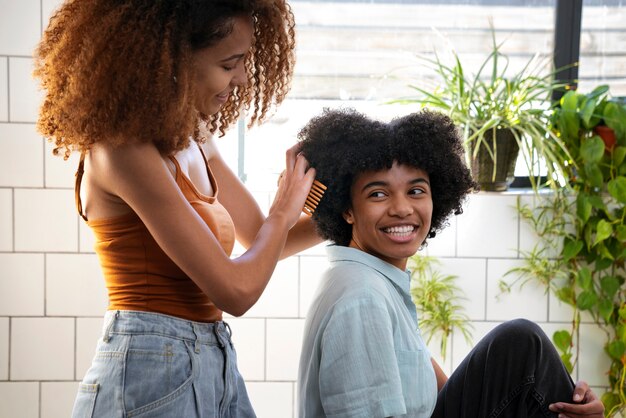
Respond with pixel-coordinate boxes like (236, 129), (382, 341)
(303, 179), (327, 216)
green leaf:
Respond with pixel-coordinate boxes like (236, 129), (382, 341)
(597, 243), (614, 260)
(559, 91), (580, 140)
(613, 146), (626, 166)
(594, 219), (613, 245)
(580, 97), (598, 129)
(600, 276), (620, 298)
(619, 324), (626, 342)
(580, 136), (605, 163)
(606, 340), (626, 360)
(560, 352), (574, 373)
(619, 163), (626, 176)
(607, 102), (626, 139)
(595, 256), (613, 271)
(584, 163), (604, 188)
(608, 177), (626, 203)
(588, 195), (607, 211)
(584, 224), (594, 250)
(556, 287), (574, 304)
(598, 299), (613, 323)
(576, 193), (592, 223)
(616, 225), (626, 241)
(562, 238), (583, 261)
(576, 268), (592, 290)
(587, 84), (610, 101)
(552, 330), (572, 352)
(620, 304), (626, 320)
(576, 291), (598, 310)
(601, 392), (621, 414)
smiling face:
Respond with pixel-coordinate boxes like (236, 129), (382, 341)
(192, 15), (254, 116)
(343, 162), (433, 270)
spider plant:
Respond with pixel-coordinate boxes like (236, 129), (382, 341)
(393, 29), (572, 191)
(409, 255), (472, 361)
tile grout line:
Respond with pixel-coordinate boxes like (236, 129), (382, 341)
(38, 0), (43, 390)
(11, 188), (15, 252)
(263, 318), (267, 382)
(5, 56), (9, 122)
(8, 316), (11, 381)
(74, 317), (77, 383)
(43, 254), (47, 317)
(40, 0), (44, 37)
(296, 256), (301, 319)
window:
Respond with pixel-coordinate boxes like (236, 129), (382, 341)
(222, 1), (624, 189)
(579, 0), (626, 96)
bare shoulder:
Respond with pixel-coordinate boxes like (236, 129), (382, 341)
(90, 141), (162, 170)
(83, 141), (170, 218)
(90, 141), (165, 185)
(198, 132), (223, 161)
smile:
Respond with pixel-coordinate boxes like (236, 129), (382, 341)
(382, 225), (416, 239)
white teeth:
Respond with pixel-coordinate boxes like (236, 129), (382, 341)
(383, 225), (415, 234)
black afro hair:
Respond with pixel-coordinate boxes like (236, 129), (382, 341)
(298, 107), (477, 246)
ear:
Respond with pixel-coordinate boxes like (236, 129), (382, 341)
(343, 208), (354, 225)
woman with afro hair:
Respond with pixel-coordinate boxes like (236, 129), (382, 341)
(34, 1), (323, 417)
(296, 108), (604, 418)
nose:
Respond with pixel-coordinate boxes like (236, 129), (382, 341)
(231, 59), (248, 87)
(388, 195), (413, 217)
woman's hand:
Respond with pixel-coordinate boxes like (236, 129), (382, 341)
(548, 380), (605, 418)
(270, 143), (316, 229)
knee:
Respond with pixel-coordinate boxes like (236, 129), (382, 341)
(489, 319), (549, 353)
(502, 318), (543, 336)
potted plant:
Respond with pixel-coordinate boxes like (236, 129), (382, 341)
(505, 85), (626, 416)
(392, 30), (570, 191)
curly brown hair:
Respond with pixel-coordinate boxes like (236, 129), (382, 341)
(298, 108), (478, 246)
(34, 0), (296, 159)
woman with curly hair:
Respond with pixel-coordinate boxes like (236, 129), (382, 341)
(296, 108), (604, 418)
(34, 1), (322, 416)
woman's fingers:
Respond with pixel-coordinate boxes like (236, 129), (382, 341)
(270, 151), (316, 227)
(572, 380), (589, 403)
(548, 381), (604, 418)
(285, 142), (303, 175)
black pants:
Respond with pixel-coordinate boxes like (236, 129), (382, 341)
(431, 319), (575, 418)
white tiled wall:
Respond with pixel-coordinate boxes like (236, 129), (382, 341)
(0, 382), (39, 418)
(0, 253), (44, 316)
(9, 57), (40, 123)
(0, 2), (611, 417)
(0, 57), (8, 122)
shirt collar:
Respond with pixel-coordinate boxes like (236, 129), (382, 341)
(325, 245), (418, 324)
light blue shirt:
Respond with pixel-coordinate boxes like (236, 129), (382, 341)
(298, 245), (438, 418)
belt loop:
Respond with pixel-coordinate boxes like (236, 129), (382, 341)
(213, 322), (225, 348)
(103, 311), (119, 343)
(192, 324), (201, 354)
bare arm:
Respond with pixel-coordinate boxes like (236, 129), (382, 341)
(203, 138), (324, 258)
(92, 141), (315, 317)
(281, 215), (324, 258)
(431, 357), (449, 391)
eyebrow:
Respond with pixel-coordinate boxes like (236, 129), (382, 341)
(220, 53), (245, 63)
(360, 177), (430, 192)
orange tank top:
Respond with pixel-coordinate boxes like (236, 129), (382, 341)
(75, 146), (235, 322)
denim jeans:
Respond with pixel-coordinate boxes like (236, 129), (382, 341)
(72, 310), (256, 418)
(431, 319), (575, 418)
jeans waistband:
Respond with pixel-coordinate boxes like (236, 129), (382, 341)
(102, 310), (232, 347)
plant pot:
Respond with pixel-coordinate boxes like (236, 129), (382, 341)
(593, 125), (616, 152)
(469, 128), (519, 192)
